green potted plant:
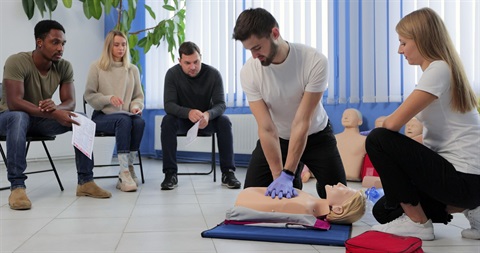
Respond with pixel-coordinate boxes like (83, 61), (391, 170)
(21, 0), (186, 73)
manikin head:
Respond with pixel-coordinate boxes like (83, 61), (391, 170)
(405, 117), (423, 138)
(341, 108), (363, 128)
(325, 183), (366, 224)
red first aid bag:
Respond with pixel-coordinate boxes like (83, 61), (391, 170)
(360, 154), (379, 180)
(345, 231), (424, 253)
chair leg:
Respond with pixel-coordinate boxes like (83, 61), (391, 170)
(212, 134), (216, 182)
(40, 141), (64, 191)
(177, 134), (216, 178)
(137, 150), (145, 184)
(0, 143), (6, 166)
(0, 140), (64, 191)
(0, 144), (9, 190)
(93, 154), (145, 181)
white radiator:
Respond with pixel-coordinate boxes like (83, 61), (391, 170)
(154, 114), (258, 155)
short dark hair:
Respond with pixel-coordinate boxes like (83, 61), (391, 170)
(34, 20), (65, 40)
(178, 41), (201, 58)
(232, 8), (278, 41)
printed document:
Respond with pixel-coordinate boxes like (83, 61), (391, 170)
(71, 113), (96, 160)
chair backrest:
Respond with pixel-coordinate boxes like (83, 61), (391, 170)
(83, 97), (94, 117)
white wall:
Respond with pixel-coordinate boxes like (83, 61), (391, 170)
(0, 0), (104, 160)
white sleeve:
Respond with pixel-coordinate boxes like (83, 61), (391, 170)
(240, 59), (263, 102)
(305, 51), (328, 93)
(415, 61), (450, 97)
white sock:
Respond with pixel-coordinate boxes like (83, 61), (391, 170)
(118, 153), (129, 173)
(128, 152), (136, 167)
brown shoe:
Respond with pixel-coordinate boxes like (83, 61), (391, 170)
(9, 188), (32, 210)
(76, 181), (112, 198)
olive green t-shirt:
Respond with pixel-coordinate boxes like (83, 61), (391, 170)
(0, 51), (74, 112)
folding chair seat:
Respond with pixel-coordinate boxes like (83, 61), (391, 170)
(0, 135), (64, 191)
(83, 99), (145, 184)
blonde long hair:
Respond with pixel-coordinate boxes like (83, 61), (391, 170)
(396, 7), (477, 113)
(98, 30), (131, 71)
(327, 190), (366, 224)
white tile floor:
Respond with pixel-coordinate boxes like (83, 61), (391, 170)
(1, 158), (479, 253)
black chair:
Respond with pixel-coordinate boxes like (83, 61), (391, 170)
(0, 82), (64, 191)
(0, 135), (64, 191)
(83, 99), (145, 184)
(176, 133), (217, 182)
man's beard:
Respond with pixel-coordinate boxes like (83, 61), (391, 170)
(260, 40), (278, 66)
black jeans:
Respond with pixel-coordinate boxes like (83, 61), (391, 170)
(366, 128), (480, 224)
(160, 114), (236, 174)
(244, 122), (346, 198)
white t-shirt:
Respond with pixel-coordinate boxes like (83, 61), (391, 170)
(240, 43), (329, 139)
(415, 61), (480, 175)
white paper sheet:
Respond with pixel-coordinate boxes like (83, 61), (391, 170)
(71, 113), (96, 160)
(184, 121), (200, 146)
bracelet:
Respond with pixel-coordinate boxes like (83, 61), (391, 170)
(282, 169), (294, 176)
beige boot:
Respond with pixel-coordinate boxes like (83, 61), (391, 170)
(128, 165), (139, 186)
(9, 188), (32, 210)
(116, 153), (137, 192)
(76, 181), (112, 198)
(116, 171), (138, 192)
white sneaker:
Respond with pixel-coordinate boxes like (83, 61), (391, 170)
(129, 165), (139, 186)
(116, 171), (138, 192)
(371, 213), (435, 241)
(462, 206), (480, 240)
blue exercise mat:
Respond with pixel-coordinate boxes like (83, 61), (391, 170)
(201, 222), (352, 246)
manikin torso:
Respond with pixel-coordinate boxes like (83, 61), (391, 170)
(335, 109), (367, 181)
(234, 183), (357, 219)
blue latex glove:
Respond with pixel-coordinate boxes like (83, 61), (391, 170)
(265, 171), (298, 199)
(360, 129), (372, 136)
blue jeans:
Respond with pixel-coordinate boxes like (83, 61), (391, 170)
(160, 114), (236, 174)
(0, 111), (95, 189)
(91, 111), (145, 154)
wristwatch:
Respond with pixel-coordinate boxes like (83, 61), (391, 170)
(282, 169), (294, 176)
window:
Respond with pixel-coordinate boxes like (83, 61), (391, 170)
(145, 0), (330, 109)
(335, 0), (479, 104)
(145, 0), (479, 109)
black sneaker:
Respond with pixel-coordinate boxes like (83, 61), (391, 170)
(161, 172), (178, 190)
(221, 171), (241, 189)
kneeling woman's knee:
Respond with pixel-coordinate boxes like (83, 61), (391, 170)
(365, 128), (390, 149)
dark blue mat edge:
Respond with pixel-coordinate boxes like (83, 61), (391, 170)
(201, 222), (352, 246)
